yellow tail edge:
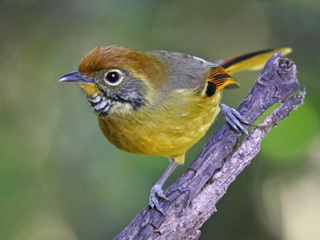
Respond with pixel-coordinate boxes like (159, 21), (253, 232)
(220, 47), (292, 74)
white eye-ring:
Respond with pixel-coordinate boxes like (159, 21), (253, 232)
(104, 69), (123, 86)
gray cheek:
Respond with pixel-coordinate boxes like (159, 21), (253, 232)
(126, 91), (142, 100)
(118, 87), (142, 101)
(117, 80), (145, 100)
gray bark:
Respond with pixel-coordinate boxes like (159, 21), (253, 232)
(114, 53), (306, 240)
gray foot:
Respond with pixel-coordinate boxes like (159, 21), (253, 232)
(149, 184), (169, 214)
(221, 104), (249, 135)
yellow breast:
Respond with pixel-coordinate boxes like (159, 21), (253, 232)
(98, 90), (222, 163)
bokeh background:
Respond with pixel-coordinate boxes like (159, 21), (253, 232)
(1, 0), (319, 239)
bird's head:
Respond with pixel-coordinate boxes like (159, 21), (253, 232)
(59, 46), (167, 115)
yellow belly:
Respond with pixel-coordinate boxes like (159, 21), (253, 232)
(98, 91), (222, 163)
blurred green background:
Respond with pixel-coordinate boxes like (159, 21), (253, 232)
(1, 0), (319, 239)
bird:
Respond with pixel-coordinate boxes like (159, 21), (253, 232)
(59, 46), (291, 213)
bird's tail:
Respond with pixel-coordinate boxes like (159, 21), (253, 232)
(216, 48), (292, 74)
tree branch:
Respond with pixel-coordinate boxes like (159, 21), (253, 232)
(114, 53), (305, 240)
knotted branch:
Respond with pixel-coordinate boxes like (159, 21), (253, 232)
(114, 53), (305, 240)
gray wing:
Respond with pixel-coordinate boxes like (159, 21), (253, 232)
(149, 50), (214, 91)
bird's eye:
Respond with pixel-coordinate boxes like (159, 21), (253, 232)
(104, 70), (123, 85)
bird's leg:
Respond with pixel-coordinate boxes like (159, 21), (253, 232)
(221, 103), (250, 135)
(149, 160), (178, 213)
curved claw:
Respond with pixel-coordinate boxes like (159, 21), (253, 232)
(149, 184), (169, 214)
(221, 104), (249, 135)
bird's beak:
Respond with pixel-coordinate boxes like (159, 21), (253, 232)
(59, 71), (93, 84)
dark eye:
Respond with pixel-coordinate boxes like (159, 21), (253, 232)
(104, 70), (123, 85)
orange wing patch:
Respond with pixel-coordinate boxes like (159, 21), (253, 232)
(206, 66), (239, 97)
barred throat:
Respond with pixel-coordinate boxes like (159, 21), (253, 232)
(87, 93), (146, 116)
(88, 93), (113, 116)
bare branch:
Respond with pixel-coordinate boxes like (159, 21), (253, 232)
(114, 53), (305, 240)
